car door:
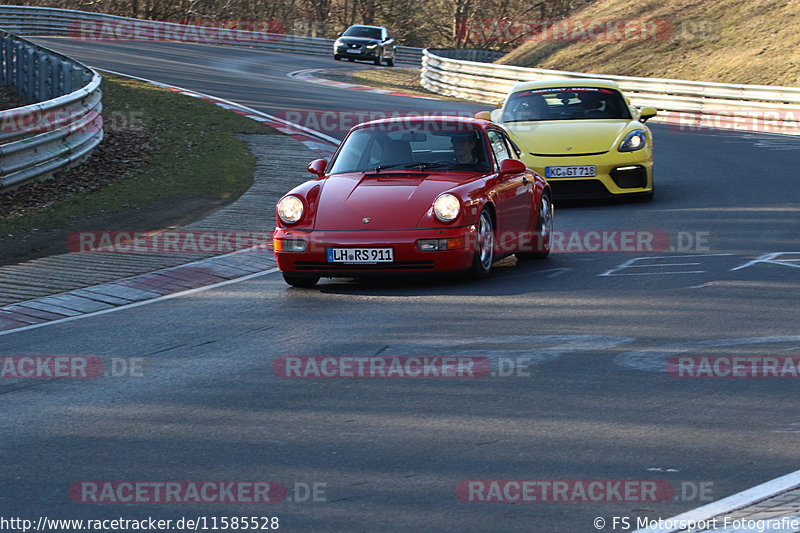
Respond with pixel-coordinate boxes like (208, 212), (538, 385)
(487, 128), (533, 251)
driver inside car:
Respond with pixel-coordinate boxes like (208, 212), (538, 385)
(451, 134), (479, 167)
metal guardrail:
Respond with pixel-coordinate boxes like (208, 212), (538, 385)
(421, 49), (800, 135)
(427, 48), (506, 64)
(0, 5), (424, 66)
(0, 30), (102, 191)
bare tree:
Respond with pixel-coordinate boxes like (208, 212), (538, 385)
(7, 0), (592, 47)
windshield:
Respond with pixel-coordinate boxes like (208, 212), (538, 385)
(342, 26), (382, 39)
(328, 122), (492, 174)
(502, 87), (632, 122)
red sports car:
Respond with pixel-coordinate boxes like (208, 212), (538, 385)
(272, 117), (553, 287)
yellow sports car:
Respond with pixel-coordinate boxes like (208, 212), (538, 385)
(477, 79), (657, 199)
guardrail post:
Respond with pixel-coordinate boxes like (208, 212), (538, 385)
(0, 34), (7, 84)
(58, 59), (72, 94)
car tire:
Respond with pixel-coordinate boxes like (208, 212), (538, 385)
(374, 50), (382, 66)
(347, 58), (354, 62)
(334, 54), (341, 60)
(517, 191), (553, 260)
(282, 273), (319, 288)
(385, 57), (394, 67)
(469, 208), (495, 279)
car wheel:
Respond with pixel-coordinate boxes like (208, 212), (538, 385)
(374, 50), (382, 66)
(334, 54), (341, 60)
(385, 57), (394, 67)
(347, 58), (354, 62)
(517, 191), (553, 260)
(469, 208), (495, 279)
(282, 273), (319, 288)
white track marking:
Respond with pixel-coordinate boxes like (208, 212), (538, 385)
(0, 268), (279, 337)
(634, 469), (800, 533)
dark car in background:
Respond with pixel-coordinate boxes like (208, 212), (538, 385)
(334, 25), (395, 66)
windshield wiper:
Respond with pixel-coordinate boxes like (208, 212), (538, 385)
(372, 162), (448, 172)
(373, 163), (410, 172)
(404, 162), (449, 170)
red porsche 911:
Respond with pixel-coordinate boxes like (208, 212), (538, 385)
(272, 117), (553, 287)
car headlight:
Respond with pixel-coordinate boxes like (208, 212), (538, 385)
(277, 195), (304, 224)
(365, 43), (378, 49)
(433, 194), (461, 222)
(618, 130), (647, 152)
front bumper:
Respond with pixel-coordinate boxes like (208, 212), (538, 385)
(274, 226), (476, 277)
(522, 151), (653, 199)
(334, 45), (379, 59)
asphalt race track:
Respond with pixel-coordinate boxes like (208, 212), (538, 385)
(1, 39), (799, 532)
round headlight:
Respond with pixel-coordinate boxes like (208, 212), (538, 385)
(277, 195), (304, 224)
(433, 194), (461, 222)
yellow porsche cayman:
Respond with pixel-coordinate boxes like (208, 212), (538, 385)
(477, 79), (657, 199)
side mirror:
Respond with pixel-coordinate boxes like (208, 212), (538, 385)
(474, 111), (492, 121)
(494, 100), (504, 109)
(307, 159), (327, 177)
(336, 32), (343, 37)
(498, 158), (527, 176)
(639, 106), (657, 122)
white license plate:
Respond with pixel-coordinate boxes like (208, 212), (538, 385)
(545, 165), (596, 178)
(347, 49), (362, 54)
(327, 247), (393, 264)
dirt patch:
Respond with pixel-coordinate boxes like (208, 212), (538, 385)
(0, 84), (29, 110)
(1, 127), (152, 219)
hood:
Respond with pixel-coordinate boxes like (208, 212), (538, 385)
(314, 173), (465, 230)
(337, 36), (379, 45)
(503, 120), (632, 155)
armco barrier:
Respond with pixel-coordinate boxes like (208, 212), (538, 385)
(0, 30), (102, 191)
(0, 5), (424, 65)
(421, 49), (800, 135)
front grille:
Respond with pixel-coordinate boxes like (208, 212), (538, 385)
(610, 166), (647, 189)
(548, 180), (611, 199)
(294, 261), (435, 272)
(530, 151), (608, 157)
